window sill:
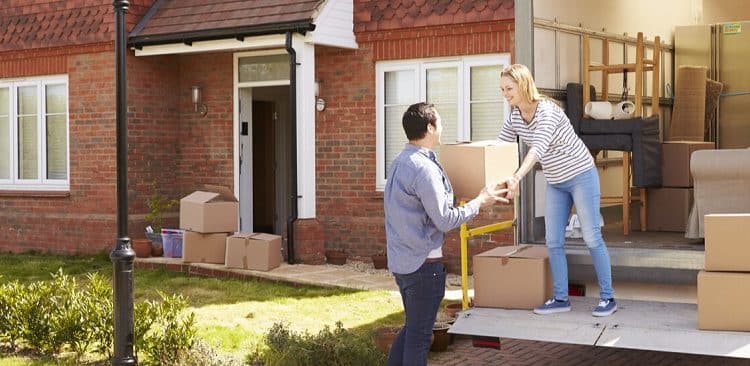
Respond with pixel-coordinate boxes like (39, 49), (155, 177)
(0, 190), (71, 198)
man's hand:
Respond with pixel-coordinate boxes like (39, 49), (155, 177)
(477, 183), (510, 208)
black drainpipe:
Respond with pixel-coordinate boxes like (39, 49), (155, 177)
(285, 31), (299, 264)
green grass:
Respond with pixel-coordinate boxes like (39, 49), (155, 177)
(0, 252), (405, 364)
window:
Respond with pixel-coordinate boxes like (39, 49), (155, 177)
(238, 54), (290, 83)
(375, 54), (511, 190)
(0, 76), (69, 190)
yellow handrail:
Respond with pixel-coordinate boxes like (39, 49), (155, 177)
(458, 202), (514, 310)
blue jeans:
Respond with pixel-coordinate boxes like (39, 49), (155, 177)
(545, 167), (614, 301)
(388, 261), (446, 366)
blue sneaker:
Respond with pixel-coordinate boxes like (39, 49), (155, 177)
(533, 298), (571, 315)
(592, 298), (617, 317)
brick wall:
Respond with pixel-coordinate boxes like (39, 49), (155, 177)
(175, 53), (236, 194)
(313, 19), (516, 272)
(0, 49), (119, 254)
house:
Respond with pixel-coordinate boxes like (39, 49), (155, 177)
(0, 0), (515, 272)
(3, 0), (747, 280)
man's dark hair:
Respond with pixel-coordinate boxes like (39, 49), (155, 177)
(402, 102), (438, 141)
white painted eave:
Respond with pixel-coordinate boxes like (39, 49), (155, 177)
(133, 34), (287, 57)
(308, 0), (358, 49)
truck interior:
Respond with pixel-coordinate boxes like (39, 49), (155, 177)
(451, 0), (750, 359)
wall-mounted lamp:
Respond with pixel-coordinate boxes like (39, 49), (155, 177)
(191, 85), (208, 117)
(314, 81), (325, 112)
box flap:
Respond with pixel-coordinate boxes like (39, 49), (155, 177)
(181, 191), (220, 204)
(476, 245), (547, 259)
(444, 140), (516, 148)
(249, 233), (280, 241)
(202, 185), (238, 202)
(229, 232), (256, 239)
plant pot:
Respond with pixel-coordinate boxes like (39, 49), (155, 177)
(372, 254), (387, 269)
(325, 250), (347, 265)
(132, 239), (151, 258)
(430, 322), (451, 352)
(151, 245), (163, 257)
(372, 326), (400, 353)
(444, 302), (464, 318)
(146, 232), (163, 249)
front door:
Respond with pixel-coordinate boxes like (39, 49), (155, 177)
(238, 85), (290, 235)
(252, 100), (276, 233)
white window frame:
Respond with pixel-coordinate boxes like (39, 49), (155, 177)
(0, 75), (69, 191)
(375, 54), (511, 190)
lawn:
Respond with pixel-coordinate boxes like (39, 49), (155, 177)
(0, 252), (405, 365)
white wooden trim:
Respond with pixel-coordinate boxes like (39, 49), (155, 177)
(134, 35), (287, 57)
(375, 62), (420, 191)
(294, 36), (316, 219)
(309, 0), (358, 49)
(0, 75), (69, 190)
(232, 36), (317, 220)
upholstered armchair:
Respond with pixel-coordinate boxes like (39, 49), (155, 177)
(686, 148), (750, 238)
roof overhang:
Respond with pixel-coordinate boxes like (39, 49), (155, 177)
(129, 20), (315, 48)
(131, 34), (290, 57)
(130, 20), (315, 56)
(129, 0), (357, 57)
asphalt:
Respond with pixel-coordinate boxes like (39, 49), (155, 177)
(136, 257), (749, 365)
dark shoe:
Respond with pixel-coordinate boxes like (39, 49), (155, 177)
(533, 298), (571, 315)
(592, 298), (617, 317)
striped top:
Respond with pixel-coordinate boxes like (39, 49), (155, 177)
(497, 99), (594, 184)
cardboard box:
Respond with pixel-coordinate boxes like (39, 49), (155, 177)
(182, 231), (229, 264)
(225, 232), (282, 271)
(180, 185), (239, 233)
(661, 141), (714, 187)
(704, 214), (750, 272)
(439, 141), (519, 200)
(698, 270), (750, 331)
(473, 245), (552, 309)
(645, 188), (693, 232)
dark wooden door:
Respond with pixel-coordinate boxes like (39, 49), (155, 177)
(252, 101), (275, 234)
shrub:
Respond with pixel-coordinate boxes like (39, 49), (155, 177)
(0, 269), (197, 365)
(135, 292), (197, 366)
(0, 280), (25, 347)
(255, 321), (386, 366)
(145, 180), (179, 234)
(180, 339), (245, 366)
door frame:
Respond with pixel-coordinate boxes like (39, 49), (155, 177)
(233, 50), (290, 233)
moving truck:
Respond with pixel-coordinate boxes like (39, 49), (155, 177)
(450, 0), (750, 359)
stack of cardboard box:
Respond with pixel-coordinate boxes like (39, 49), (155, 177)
(698, 214), (750, 331)
(633, 141), (714, 231)
(179, 186), (238, 264)
(441, 141), (553, 309)
(225, 232), (282, 271)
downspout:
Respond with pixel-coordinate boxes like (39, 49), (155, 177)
(285, 31), (298, 264)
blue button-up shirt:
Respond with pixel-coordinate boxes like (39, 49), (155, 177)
(384, 143), (481, 274)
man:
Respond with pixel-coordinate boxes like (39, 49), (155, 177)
(384, 102), (508, 366)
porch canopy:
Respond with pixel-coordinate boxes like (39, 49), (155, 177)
(128, 0), (356, 55)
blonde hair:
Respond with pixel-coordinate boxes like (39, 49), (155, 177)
(501, 64), (543, 104)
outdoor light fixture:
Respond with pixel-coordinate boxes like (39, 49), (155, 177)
(314, 81), (325, 112)
(191, 85), (208, 117)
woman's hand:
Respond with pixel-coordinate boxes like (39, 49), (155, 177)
(504, 174), (521, 198)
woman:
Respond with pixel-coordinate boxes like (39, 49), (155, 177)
(497, 64), (616, 317)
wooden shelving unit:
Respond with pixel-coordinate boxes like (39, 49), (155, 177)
(582, 32), (661, 235)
